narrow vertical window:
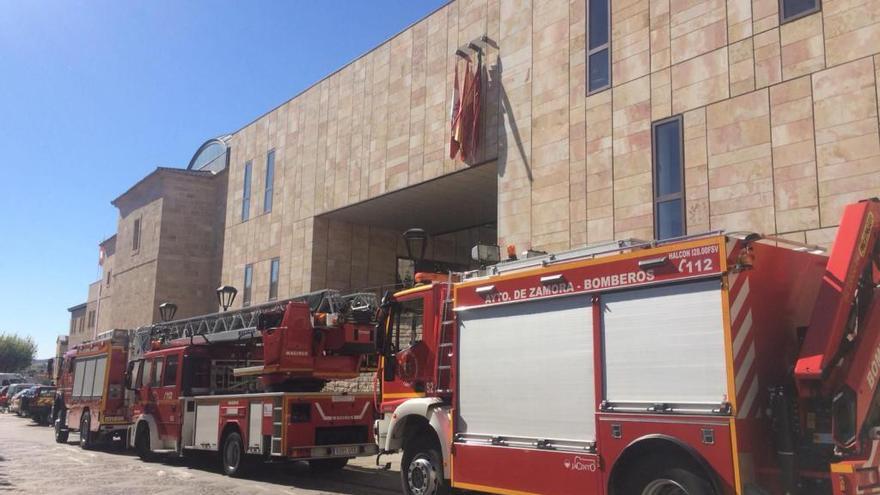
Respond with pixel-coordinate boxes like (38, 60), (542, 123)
(269, 258), (280, 301)
(242, 161), (252, 221)
(652, 116), (685, 240)
(780, 0), (819, 23)
(243, 264), (253, 307)
(106, 270), (111, 286)
(264, 150), (275, 213)
(132, 218), (141, 251)
(587, 0), (610, 93)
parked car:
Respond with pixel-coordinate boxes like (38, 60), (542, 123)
(9, 389), (28, 415)
(0, 386), (9, 411)
(6, 384), (36, 415)
(29, 386), (56, 425)
(0, 373), (25, 386)
(14, 387), (38, 417)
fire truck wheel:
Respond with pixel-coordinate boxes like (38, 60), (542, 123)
(54, 419), (69, 443)
(135, 423), (157, 462)
(624, 458), (715, 495)
(79, 412), (94, 450)
(309, 458), (349, 472)
(220, 431), (250, 478)
(401, 436), (449, 495)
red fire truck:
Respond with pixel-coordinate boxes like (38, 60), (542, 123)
(55, 329), (132, 448)
(127, 290), (379, 476)
(375, 199), (880, 495)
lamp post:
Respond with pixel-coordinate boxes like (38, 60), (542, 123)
(216, 285), (238, 311)
(158, 302), (177, 322)
(403, 228), (429, 270)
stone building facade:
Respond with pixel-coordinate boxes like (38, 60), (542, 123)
(217, 0), (880, 310)
(66, 303), (88, 349)
(67, 0), (880, 329)
(67, 165), (228, 342)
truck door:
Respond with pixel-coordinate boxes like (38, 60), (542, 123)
(381, 287), (436, 402)
(154, 353), (181, 443)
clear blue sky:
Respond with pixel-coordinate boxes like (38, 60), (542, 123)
(0, 0), (447, 358)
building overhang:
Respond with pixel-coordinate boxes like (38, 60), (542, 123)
(318, 162), (497, 235)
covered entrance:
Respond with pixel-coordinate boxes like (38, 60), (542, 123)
(312, 163), (498, 293)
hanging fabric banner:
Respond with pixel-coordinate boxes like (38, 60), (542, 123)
(449, 58), (462, 159)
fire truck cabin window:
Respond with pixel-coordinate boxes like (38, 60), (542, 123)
(394, 298), (424, 351)
(163, 355), (179, 387)
(186, 357), (211, 394)
(129, 360), (141, 389)
(140, 359), (152, 389)
(152, 357), (164, 387)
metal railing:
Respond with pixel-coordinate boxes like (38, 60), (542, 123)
(131, 290), (380, 356)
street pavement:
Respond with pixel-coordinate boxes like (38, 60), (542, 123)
(0, 413), (402, 495)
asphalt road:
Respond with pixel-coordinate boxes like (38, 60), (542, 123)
(0, 413), (403, 495)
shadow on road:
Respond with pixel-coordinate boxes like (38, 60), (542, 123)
(0, 454), (12, 492)
(56, 433), (401, 495)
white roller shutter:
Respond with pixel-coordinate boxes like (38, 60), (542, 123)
(72, 360), (86, 398)
(82, 359), (96, 399)
(602, 279), (727, 405)
(457, 295), (595, 442)
(91, 357), (107, 398)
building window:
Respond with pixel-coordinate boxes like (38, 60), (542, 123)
(264, 150), (275, 213)
(652, 116), (685, 240)
(780, 0), (820, 23)
(78, 317), (85, 334)
(243, 264), (253, 307)
(242, 161), (252, 221)
(132, 218), (141, 252)
(269, 258), (280, 301)
(106, 269), (112, 286)
(87, 310), (96, 329)
(70, 318), (75, 333)
(587, 0), (610, 93)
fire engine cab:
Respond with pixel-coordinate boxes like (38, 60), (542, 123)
(127, 290), (379, 476)
(376, 199), (880, 495)
(55, 328), (132, 448)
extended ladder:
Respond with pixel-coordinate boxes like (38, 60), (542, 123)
(435, 274), (455, 397)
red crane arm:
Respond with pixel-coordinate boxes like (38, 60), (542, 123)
(795, 199), (880, 392)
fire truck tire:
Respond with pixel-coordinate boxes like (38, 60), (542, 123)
(220, 431), (251, 478)
(135, 423), (157, 462)
(79, 412), (94, 450)
(401, 435), (450, 495)
(54, 419), (68, 443)
(623, 457), (715, 495)
(308, 458), (349, 472)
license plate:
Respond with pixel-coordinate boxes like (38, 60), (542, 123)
(331, 446), (359, 456)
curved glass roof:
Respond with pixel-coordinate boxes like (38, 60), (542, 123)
(187, 135), (231, 173)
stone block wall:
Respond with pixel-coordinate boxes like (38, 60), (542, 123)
(219, 0), (880, 307)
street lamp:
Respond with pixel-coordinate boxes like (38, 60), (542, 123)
(158, 302), (177, 322)
(403, 228), (428, 265)
(216, 285), (238, 311)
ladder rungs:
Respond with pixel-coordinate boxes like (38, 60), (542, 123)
(439, 343), (454, 348)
